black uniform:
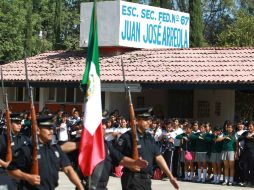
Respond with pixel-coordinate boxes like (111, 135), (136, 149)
(7, 143), (70, 190)
(238, 131), (254, 185)
(116, 130), (161, 190)
(85, 140), (124, 190)
(0, 133), (30, 190)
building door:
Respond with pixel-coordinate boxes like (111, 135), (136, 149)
(168, 90), (193, 118)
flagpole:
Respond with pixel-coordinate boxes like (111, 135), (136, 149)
(79, 0), (105, 188)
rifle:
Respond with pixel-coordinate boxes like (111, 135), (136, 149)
(121, 57), (139, 160)
(1, 67), (13, 162)
(24, 55), (39, 175)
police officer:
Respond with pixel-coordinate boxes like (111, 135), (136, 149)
(7, 116), (84, 190)
(85, 140), (148, 190)
(115, 107), (179, 190)
(0, 114), (30, 190)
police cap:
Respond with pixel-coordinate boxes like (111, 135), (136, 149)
(135, 107), (153, 119)
(37, 115), (54, 129)
(10, 113), (22, 124)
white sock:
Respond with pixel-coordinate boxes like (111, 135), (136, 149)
(217, 174), (221, 183)
(202, 169), (207, 181)
(190, 172), (194, 180)
(224, 176), (229, 183)
(229, 176), (234, 183)
(213, 175), (217, 182)
(184, 172), (188, 179)
(198, 169), (202, 180)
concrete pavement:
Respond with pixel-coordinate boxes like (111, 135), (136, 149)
(56, 172), (253, 190)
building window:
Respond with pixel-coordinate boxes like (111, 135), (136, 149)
(215, 102), (221, 116)
(197, 101), (210, 118)
(66, 88), (74, 102)
(48, 88), (55, 101)
(56, 88), (65, 102)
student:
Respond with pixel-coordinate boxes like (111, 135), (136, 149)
(192, 124), (212, 183)
(57, 114), (69, 145)
(176, 124), (195, 181)
(210, 126), (223, 184)
(159, 122), (176, 177)
(216, 121), (238, 186)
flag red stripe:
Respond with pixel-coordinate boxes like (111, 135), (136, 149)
(78, 123), (105, 176)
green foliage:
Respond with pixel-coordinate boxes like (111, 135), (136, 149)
(0, 0), (27, 63)
(189, 0), (205, 47)
(0, 0), (81, 63)
(217, 11), (254, 46)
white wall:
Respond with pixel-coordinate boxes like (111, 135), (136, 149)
(193, 89), (235, 126)
(80, 1), (120, 47)
(39, 88), (47, 112)
(104, 89), (168, 118)
(104, 91), (129, 116)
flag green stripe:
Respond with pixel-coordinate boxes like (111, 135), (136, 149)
(81, 1), (100, 86)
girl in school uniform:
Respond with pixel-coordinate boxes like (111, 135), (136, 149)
(210, 126), (223, 184)
(192, 124), (212, 183)
(216, 121), (238, 186)
(176, 124), (195, 181)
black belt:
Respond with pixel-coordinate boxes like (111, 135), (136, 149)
(124, 170), (151, 179)
(133, 172), (151, 179)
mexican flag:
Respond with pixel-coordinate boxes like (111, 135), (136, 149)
(78, 1), (105, 176)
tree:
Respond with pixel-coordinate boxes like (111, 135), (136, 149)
(25, 0), (33, 57)
(189, 0), (205, 47)
(217, 11), (254, 46)
(54, 0), (62, 49)
(176, 0), (188, 12)
(159, 0), (174, 9)
(0, 0), (27, 63)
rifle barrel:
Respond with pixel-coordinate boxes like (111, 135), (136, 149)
(24, 56), (39, 175)
(1, 67), (12, 162)
(120, 58), (139, 160)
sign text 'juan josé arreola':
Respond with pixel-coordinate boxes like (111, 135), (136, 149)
(119, 1), (189, 48)
(80, 1), (189, 49)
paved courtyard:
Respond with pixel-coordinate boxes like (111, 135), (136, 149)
(56, 172), (253, 190)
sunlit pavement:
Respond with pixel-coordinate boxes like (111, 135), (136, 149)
(56, 172), (253, 190)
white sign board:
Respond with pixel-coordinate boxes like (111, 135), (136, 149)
(80, 1), (189, 49)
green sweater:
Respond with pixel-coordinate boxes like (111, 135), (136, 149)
(222, 132), (237, 151)
(210, 134), (223, 153)
(192, 132), (212, 152)
(176, 133), (195, 152)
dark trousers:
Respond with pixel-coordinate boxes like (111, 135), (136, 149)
(172, 146), (180, 177)
(234, 159), (244, 183)
(242, 153), (254, 184)
(121, 172), (151, 190)
(163, 150), (174, 171)
(0, 172), (17, 190)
